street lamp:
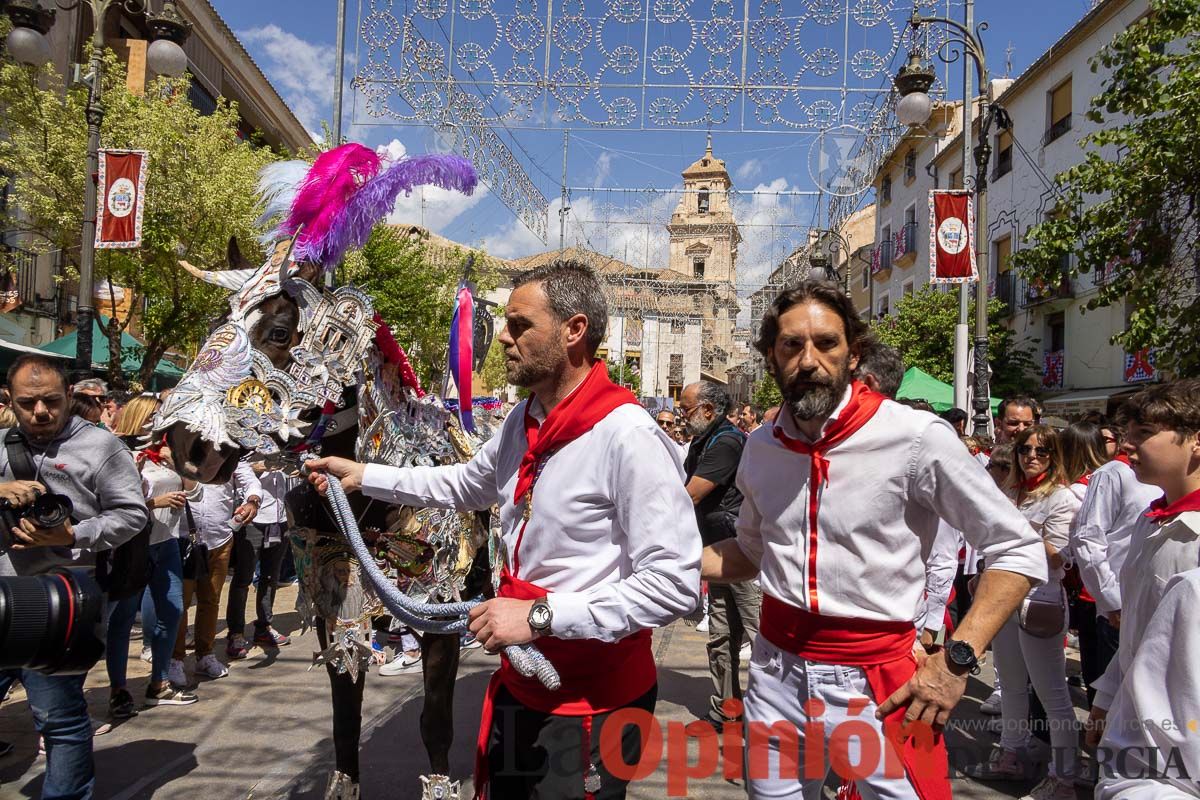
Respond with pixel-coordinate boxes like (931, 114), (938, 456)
(894, 1), (995, 439)
(4, 0), (191, 377)
(806, 229), (853, 296)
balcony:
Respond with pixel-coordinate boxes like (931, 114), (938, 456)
(4, 246), (56, 316)
(872, 241), (893, 277)
(893, 222), (919, 268)
(1020, 266), (1074, 308)
(995, 271), (1017, 313)
(1043, 114), (1073, 146)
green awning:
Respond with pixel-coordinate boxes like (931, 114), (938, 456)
(896, 366), (1000, 414)
(39, 316), (184, 386)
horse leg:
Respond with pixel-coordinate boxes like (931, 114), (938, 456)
(420, 632), (461, 775)
(317, 619), (365, 796)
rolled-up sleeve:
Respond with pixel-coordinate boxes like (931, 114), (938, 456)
(547, 425), (701, 641)
(911, 420), (1047, 586)
(73, 449), (148, 553)
(360, 423), (504, 512)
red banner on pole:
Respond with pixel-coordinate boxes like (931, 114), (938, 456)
(929, 190), (977, 284)
(95, 149), (148, 249)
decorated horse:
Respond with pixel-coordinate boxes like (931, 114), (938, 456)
(151, 143), (554, 800)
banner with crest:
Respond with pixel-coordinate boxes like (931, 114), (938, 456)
(95, 149), (148, 249)
(929, 190), (977, 284)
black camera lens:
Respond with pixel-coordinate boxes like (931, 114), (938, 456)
(27, 493), (73, 530)
(0, 568), (105, 674)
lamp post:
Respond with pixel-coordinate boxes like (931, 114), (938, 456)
(806, 228), (853, 296)
(893, 1), (997, 438)
(5, 0), (190, 378)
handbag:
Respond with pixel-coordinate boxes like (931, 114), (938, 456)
(179, 500), (209, 582)
(1019, 583), (1067, 638)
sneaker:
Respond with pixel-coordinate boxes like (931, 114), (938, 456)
(739, 640), (752, 659)
(145, 683), (198, 707)
(461, 634), (483, 650)
(1065, 631), (1080, 649)
(378, 651), (422, 676)
(696, 614), (710, 633)
(139, 646), (153, 663)
(168, 658), (188, 687)
(226, 634), (249, 660)
(195, 654), (228, 679)
(963, 747), (1024, 781)
(1020, 775), (1076, 800)
(108, 688), (138, 719)
(0, 740), (13, 758)
(253, 628), (291, 648)
(980, 689), (1003, 715)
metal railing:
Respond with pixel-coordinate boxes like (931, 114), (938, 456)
(1043, 113), (1072, 146)
(1020, 267), (1073, 308)
(896, 222), (918, 259)
(875, 240), (893, 273)
(995, 271), (1017, 312)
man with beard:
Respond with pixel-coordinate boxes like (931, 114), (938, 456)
(701, 280), (1046, 799)
(307, 260), (700, 800)
(679, 380), (758, 731)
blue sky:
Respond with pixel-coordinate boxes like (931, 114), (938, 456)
(213, 1), (1095, 290)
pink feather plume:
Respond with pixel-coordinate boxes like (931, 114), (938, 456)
(281, 144), (382, 267)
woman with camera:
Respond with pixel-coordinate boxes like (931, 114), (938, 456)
(966, 425), (1082, 799)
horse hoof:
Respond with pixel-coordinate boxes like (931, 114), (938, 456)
(419, 774), (461, 800)
(324, 771), (360, 800)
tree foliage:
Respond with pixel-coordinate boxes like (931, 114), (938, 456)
(871, 286), (1038, 399)
(1011, 0), (1200, 375)
(607, 358), (641, 396)
(0, 51), (279, 386)
(342, 227), (498, 391)
(752, 372), (782, 410)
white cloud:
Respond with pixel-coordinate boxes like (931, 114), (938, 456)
(238, 24), (336, 140)
(594, 152), (614, 187)
(735, 158), (764, 182)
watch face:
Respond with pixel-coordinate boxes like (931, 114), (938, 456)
(530, 604), (551, 629)
(949, 641), (974, 665)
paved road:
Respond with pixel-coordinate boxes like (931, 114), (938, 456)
(0, 585), (1092, 799)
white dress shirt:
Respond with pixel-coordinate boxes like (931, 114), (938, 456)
(1014, 486), (1081, 581)
(360, 399), (702, 642)
(1092, 510), (1200, 712)
(254, 468), (294, 526)
(919, 520), (962, 633)
(1070, 459), (1162, 616)
(1096, 566), (1200, 799)
(189, 461), (262, 550)
(735, 390), (1046, 622)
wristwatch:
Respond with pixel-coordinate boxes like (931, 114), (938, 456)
(528, 598), (553, 634)
(944, 638), (981, 675)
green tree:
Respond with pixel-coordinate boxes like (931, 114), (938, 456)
(752, 373), (782, 410)
(0, 50), (279, 386)
(871, 286), (1038, 399)
(607, 358), (641, 396)
(1011, 0), (1200, 375)
(342, 227), (497, 390)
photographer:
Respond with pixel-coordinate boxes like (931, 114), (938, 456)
(0, 353), (148, 800)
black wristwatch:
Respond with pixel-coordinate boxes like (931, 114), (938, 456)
(528, 598), (553, 634)
(944, 638), (981, 675)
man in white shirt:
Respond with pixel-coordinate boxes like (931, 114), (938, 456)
(1085, 379), (1200, 795)
(701, 280), (1047, 799)
(308, 261), (700, 800)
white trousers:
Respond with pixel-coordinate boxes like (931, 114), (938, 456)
(1096, 776), (1200, 799)
(742, 635), (922, 800)
(991, 579), (1079, 780)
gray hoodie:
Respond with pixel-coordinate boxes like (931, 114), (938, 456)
(0, 416), (149, 576)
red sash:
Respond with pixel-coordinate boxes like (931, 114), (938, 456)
(1145, 486), (1200, 521)
(473, 571), (656, 800)
(761, 595), (952, 800)
(771, 381), (885, 613)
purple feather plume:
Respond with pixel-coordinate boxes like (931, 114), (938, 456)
(324, 154), (478, 266)
(283, 143), (382, 267)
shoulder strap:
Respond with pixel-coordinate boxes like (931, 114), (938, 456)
(4, 428), (37, 481)
(183, 500), (198, 538)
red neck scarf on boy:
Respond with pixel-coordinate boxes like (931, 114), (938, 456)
(1145, 486), (1200, 520)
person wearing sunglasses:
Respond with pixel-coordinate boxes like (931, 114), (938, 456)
(966, 425), (1081, 797)
(71, 378), (117, 428)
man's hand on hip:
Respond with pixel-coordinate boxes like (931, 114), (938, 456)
(467, 598), (537, 653)
(11, 516), (75, 550)
(876, 649), (966, 732)
(0, 480), (46, 508)
(305, 457), (366, 496)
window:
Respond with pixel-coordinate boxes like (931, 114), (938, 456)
(1045, 77), (1072, 144)
(995, 236), (1012, 273)
(995, 129), (1013, 177)
(861, 263), (870, 290)
(880, 176), (892, 204)
(698, 189), (710, 214)
(880, 225), (892, 270)
(904, 150), (916, 182)
(1048, 311), (1065, 353)
(877, 293), (890, 318)
(949, 168), (962, 190)
(902, 280), (915, 298)
(902, 206), (917, 255)
(670, 319), (686, 335)
(692, 258), (705, 280)
(188, 81), (218, 116)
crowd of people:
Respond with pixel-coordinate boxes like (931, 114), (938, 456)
(1, 264), (1198, 800)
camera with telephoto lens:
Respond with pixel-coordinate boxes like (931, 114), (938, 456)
(0, 568), (106, 674)
(0, 490), (74, 554)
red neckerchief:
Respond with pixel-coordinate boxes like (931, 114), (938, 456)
(1115, 452), (1132, 466)
(1021, 471), (1051, 492)
(1145, 486), (1200, 520)
(1075, 472), (1093, 487)
(771, 380), (885, 612)
(513, 359), (637, 506)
